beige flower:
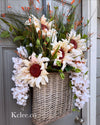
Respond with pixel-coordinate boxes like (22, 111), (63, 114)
(68, 29), (87, 56)
(51, 39), (76, 71)
(25, 14), (41, 32)
(40, 15), (56, 38)
(25, 14), (57, 41)
(13, 53), (50, 89)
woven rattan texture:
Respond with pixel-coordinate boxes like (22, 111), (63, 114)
(32, 72), (73, 125)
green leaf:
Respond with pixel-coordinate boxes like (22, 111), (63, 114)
(50, 17), (54, 21)
(59, 69), (63, 73)
(54, 6), (58, 10)
(46, 37), (50, 43)
(60, 73), (65, 80)
(5, 13), (25, 28)
(13, 36), (25, 42)
(51, 45), (60, 59)
(59, 33), (66, 39)
(74, 68), (81, 73)
(82, 34), (88, 39)
(36, 39), (40, 46)
(87, 19), (90, 25)
(12, 31), (16, 35)
(72, 5), (76, 8)
(0, 17), (21, 31)
(62, 24), (66, 32)
(82, 34), (88, 42)
(56, 61), (61, 67)
(85, 71), (88, 75)
(72, 108), (76, 112)
(0, 31), (10, 38)
(72, 108), (80, 112)
(65, 65), (81, 73)
(47, 65), (60, 72)
(65, 65), (74, 72)
(66, 5), (77, 33)
(69, 81), (73, 89)
(73, 94), (77, 99)
(9, 26), (13, 32)
(26, 46), (33, 56)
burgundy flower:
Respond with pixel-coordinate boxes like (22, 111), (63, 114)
(70, 39), (77, 49)
(41, 24), (49, 30)
(59, 48), (65, 60)
(30, 64), (41, 77)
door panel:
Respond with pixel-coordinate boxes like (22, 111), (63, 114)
(0, 0), (82, 125)
(0, 41), (32, 125)
(48, 112), (80, 125)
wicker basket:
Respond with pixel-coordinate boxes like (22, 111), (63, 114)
(32, 72), (73, 125)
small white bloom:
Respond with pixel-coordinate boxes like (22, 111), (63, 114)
(17, 46), (28, 58)
(70, 60), (90, 110)
(11, 84), (29, 106)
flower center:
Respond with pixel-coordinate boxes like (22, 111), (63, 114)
(70, 39), (77, 49)
(41, 24), (48, 30)
(30, 64), (41, 77)
(59, 48), (65, 60)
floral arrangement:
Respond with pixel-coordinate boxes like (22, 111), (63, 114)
(0, 0), (90, 110)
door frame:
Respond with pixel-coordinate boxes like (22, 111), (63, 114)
(82, 0), (97, 125)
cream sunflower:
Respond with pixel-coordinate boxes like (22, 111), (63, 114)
(67, 29), (87, 56)
(40, 15), (54, 36)
(51, 39), (76, 71)
(25, 14), (57, 42)
(13, 53), (50, 89)
(40, 15), (57, 42)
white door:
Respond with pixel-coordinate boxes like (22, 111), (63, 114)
(0, 0), (82, 125)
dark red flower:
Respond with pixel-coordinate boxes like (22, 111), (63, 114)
(30, 64), (41, 77)
(70, 39), (77, 49)
(41, 24), (48, 30)
(59, 48), (65, 60)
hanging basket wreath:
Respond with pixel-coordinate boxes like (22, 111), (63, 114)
(0, 0), (90, 125)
